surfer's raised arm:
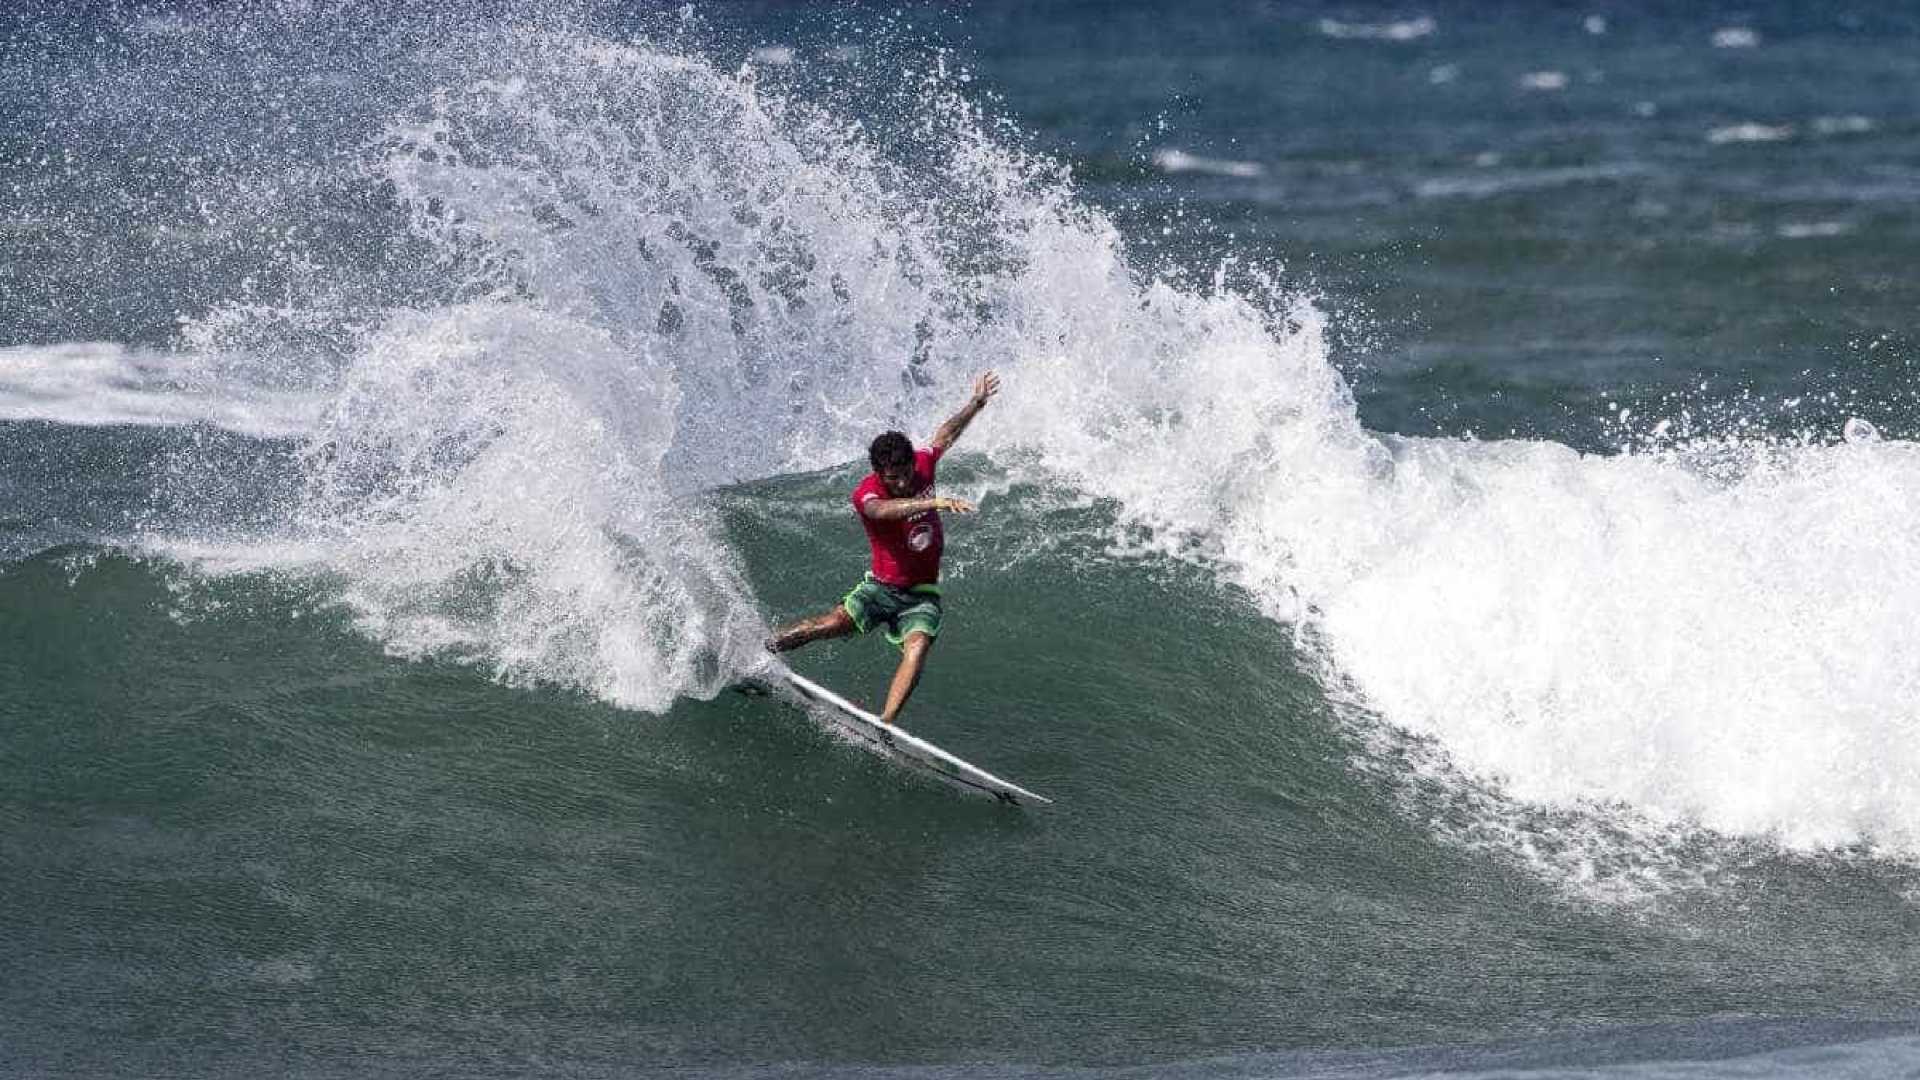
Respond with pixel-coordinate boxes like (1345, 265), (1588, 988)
(929, 371), (999, 454)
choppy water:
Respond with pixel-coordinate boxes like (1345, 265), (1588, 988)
(5, 2), (1920, 1075)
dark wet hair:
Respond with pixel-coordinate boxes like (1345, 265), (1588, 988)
(869, 431), (914, 471)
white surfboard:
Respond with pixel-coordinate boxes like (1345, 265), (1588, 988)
(781, 670), (1052, 807)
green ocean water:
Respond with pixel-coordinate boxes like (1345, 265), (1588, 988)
(8, 467), (1920, 1073)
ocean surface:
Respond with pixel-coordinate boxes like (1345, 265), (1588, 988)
(5, 2), (1920, 1076)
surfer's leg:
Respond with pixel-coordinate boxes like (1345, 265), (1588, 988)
(766, 607), (856, 653)
(767, 577), (894, 653)
(878, 631), (933, 724)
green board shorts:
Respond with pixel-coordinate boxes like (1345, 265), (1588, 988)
(841, 575), (943, 648)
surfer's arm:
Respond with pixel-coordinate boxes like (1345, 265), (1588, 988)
(860, 494), (976, 520)
(929, 371), (999, 453)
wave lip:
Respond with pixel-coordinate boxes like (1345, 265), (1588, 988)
(1708, 122), (1795, 145)
(1414, 162), (1645, 201)
(1778, 221), (1852, 239)
(1152, 148), (1265, 179)
(1316, 16), (1437, 42)
(0, 341), (320, 438)
(1814, 115), (1876, 136)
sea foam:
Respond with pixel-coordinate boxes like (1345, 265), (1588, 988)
(0, 341), (319, 438)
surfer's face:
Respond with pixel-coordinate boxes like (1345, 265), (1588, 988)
(880, 460), (916, 496)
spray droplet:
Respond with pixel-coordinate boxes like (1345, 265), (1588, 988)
(1842, 417), (1880, 444)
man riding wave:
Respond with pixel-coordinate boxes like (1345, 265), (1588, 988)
(766, 372), (1000, 724)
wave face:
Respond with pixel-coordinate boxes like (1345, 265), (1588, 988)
(302, 20), (1920, 867)
(4, 0), (1920, 925)
(105, 15), (1376, 727)
(7, 3), (1920, 867)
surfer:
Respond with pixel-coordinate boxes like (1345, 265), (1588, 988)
(766, 372), (1000, 724)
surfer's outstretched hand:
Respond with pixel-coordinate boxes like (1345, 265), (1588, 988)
(933, 372), (999, 454)
(972, 371), (1000, 406)
(937, 497), (977, 514)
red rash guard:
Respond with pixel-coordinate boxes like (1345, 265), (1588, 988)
(850, 446), (944, 587)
